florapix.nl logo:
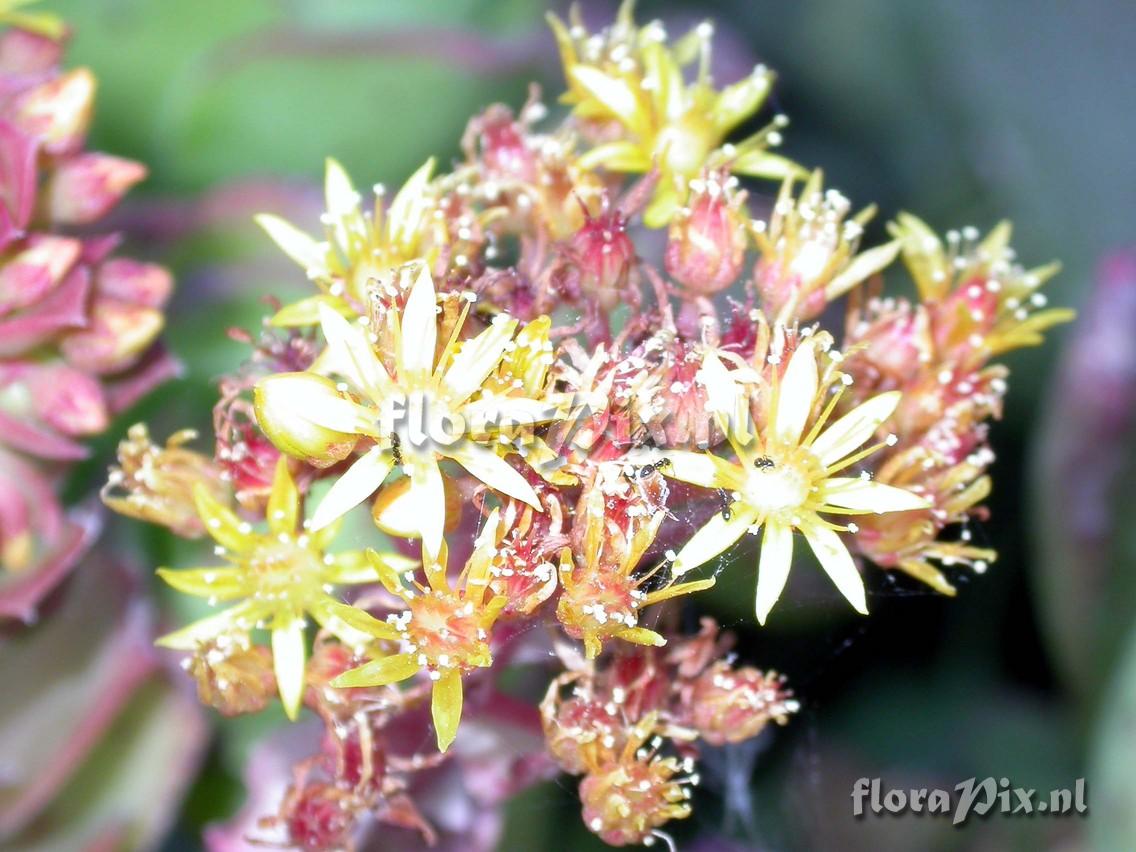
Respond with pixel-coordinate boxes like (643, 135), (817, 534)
(852, 777), (1088, 826)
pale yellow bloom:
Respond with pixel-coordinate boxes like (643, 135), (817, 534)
(328, 513), (508, 752)
(255, 158), (445, 325)
(549, 0), (801, 227)
(254, 265), (564, 558)
(653, 340), (929, 623)
(155, 458), (415, 719)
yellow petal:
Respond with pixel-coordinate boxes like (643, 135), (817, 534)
(615, 626), (667, 648)
(642, 577), (715, 607)
(266, 457), (300, 535)
(730, 150), (806, 181)
(155, 602), (263, 650)
(432, 669), (464, 752)
(332, 652), (420, 689)
(672, 505), (759, 575)
(442, 315), (518, 403)
(156, 566), (246, 601)
(576, 140), (652, 173)
(810, 391), (901, 468)
(255, 213), (326, 275)
(272, 615), (308, 720)
(824, 240), (901, 300)
(802, 523), (867, 615)
(193, 483), (252, 554)
(364, 549), (417, 595)
(446, 441), (541, 509)
(821, 478), (930, 513)
(311, 446), (393, 531)
(316, 600), (401, 642)
(755, 521), (794, 625)
(269, 294), (354, 328)
(398, 265), (438, 376)
(711, 67), (774, 134)
(568, 66), (645, 136)
(775, 339), (818, 445)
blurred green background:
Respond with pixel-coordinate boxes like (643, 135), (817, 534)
(38, 0), (1136, 849)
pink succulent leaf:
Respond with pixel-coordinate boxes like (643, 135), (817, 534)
(0, 263), (91, 357)
(0, 498), (99, 623)
(103, 344), (183, 415)
(0, 119), (38, 248)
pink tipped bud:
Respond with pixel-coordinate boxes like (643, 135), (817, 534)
(0, 234), (81, 315)
(665, 174), (748, 294)
(470, 105), (538, 183)
(59, 298), (164, 373)
(94, 257), (173, 308)
(46, 152), (146, 224)
(13, 68), (95, 154)
(567, 208), (636, 311)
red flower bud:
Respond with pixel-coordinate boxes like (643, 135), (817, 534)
(665, 173), (747, 294)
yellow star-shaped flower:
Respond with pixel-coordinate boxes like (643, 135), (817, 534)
(650, 339), (929, 623)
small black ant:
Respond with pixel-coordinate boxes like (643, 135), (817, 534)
(390, 433), (403, 466)
(717, 488), (733, 520)
(638, 457), (672, 479)
(753, 456), (775, 471)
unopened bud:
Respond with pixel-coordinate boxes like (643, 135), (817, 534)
(253, 372), (359, 467)
(665, 175), (748, 294)
(46, 152), (147, 224)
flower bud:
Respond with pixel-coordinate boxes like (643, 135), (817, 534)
(13, 68), (95, 154)
(566, 209), (636, 312)
(253, 372), (359, 467)
(665, 173), (748, 294)
(685, 664), (797, 746)
(59, 297), (164, 372)
(0, 234), (81, 315)
(186, 637), (276, 717)
(94, 257), (173, 308)
(101, 424), (226, 537)
(46, 152), (147, 224)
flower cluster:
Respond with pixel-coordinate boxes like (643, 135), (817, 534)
(103, 2), (1071, 847)
(0, 12), (173, 606)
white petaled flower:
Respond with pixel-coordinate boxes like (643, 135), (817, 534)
(254, 265), (564, 557)
(654, 339), (930, 623)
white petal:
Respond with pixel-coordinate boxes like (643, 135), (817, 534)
(803, 523), (867, 614)
(318, 302), (393, 398)
(387, 158), (435, 246)
(255, 214), (326, 274)
(410, 457), (446, 557)
(323, 158), (361, 249)
(311, 446), (393, 530)
(821, 478), (930, 513)
(775, 339), (818, 445)
(272, 615), (308, 721)
(755, 521), (794, 624)
(655, 450), (741, 490)
(810, 391), (901, 468)
(672, 506), (759, 575)
(442, 316), (517, 403)
(258, 372), (373, 434)
(399, 265), (437, 375)
(446, 441), (540, 509)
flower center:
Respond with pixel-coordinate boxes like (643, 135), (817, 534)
(742, 451), (818, 518)
(247, 536), (325, 600)
(378, 386), (464, 457)
(406, 592), (489, 672)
